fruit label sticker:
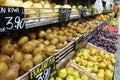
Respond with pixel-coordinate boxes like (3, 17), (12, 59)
(59, 8), (71, 22)
(28, 56), (56, 80)
(0, 6), (25, 33)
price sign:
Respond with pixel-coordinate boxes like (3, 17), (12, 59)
(0, 6), (25, 33)
(59, 8), (71, 22)
(81, 8), (86, 17)
(28, 56), (56, 80)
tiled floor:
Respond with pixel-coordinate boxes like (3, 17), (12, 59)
(114, 36), (120, 80)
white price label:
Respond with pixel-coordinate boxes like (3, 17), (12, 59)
(5, 16), (25, 30)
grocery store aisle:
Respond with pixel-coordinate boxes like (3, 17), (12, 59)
(114, 36), (120, 80)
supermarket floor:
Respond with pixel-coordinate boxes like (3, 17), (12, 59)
(114, 36), (120, 80)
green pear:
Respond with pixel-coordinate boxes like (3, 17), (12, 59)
(108, 64), (114, 71)
(55, 77), (63, 80)
(92, 65), (98, 73)
(104, 70), (113, 80)
(75, 77), (82, 80)
(49, 77), (54, 80)
(71, 71), (79, 78)
(66, 75), (74, 80)
(74, 57), (80, 63)
(58, 68), (67, 78)
(81, 74), (89, 80)
(97, 72), (104, 79)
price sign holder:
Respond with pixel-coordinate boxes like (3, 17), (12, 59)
(82, 33), (89, 42)
(0, 6), (25, 33)
(59, 8), (71, 22)
(28, 56), (56, 80)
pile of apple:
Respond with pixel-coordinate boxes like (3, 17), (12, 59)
(102, 24), (118, 34)
(109, 18), (118, 26)
(73, 48), (116, 80)
(49, 67), (89, 80)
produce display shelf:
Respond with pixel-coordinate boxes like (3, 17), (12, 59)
(0, 4), (115, 80)
(56, 19), (109, 68)
(26, 17), (59, 29)
(16, 16), (108, 80)
(25, 9), (112, 29)
(26, 15), (80, 29)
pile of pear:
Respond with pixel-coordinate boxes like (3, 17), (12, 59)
(49, 67), (90, 80)
(73, 48), (116, 80)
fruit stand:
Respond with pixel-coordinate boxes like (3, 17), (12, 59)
(0, 0), (119, 80)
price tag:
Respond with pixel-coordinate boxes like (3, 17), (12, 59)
(81, 8), (86, 17)
(0, 6), (25, 33)
(59, 8), (71, 22)
(82, 33), (89, 42)
(28, 56), (56, 80)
